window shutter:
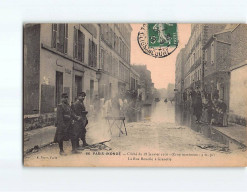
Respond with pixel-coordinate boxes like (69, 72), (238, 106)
(78, 31), (82, 62)
(64, 24), (68, 54)
(82, 32), (85, 62)
(52, 24), (57, 48)
(73, 28), (78, 59)
(95, 43), (97, 68)
(89, 40), (92, 66)
(58, 24), (65, 53)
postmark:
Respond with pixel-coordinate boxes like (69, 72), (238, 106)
(137, 23), (178, 58)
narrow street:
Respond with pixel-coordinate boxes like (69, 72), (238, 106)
(24, 101), (247, 167)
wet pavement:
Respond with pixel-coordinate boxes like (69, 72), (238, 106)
(24, 100), (247, 166)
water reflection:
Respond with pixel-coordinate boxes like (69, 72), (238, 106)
(125, 101), (176, 123)
(125, 103), (153, 122)
(124, 101), (242, 151)
(175, 105), (242, 150)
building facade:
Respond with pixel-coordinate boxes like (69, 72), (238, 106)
(24, 23), (132, 130)
(98, 24), (132, 99)
(24, 23), (100, 117)
(175, 48), (185, 105)
(132, 65), (153, 102)
(203, 24), (247, 112)
(175, 23), (247, 125)
(183, 24), (226, 92)
(130, 66), (140, 91)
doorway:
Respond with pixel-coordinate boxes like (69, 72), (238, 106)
(56, 71), (63, 106)
(75, 75), (82, 101)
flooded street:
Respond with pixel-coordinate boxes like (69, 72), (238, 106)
(24, 99), (247, 167)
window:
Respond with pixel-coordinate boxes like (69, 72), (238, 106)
(88, 40), (97, 68)
(105, 52), (109, 72)
(78, 30), (85, 62)
(100, 48), (104, 70)
(211, 42), (214, 65)
(52, 23), (68, 54)
(73, 28), (85, 62)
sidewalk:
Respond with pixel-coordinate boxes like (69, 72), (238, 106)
(24, 120), (97, 154)
(211, 123), (247, 147)
(24, 126), (56, 154)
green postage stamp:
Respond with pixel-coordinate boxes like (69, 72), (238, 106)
(148, 23), (178, 47)
(138, 23), (178, 58)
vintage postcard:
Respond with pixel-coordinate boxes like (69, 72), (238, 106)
(23, 23), (247, 167)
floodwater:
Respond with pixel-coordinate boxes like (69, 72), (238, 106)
(126, 100), (244, 151)
(125, 100), (175, 123)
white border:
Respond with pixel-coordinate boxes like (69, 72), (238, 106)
(0, 0), (247, 192)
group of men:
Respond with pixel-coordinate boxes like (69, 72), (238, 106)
(54, 92), (88, 155)
(188, 87), (228, 126)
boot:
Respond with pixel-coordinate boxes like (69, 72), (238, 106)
(76, 139), (80, 148)
(59, 141), (67, 156)
(82, 134), (89, 147)
(71, 140), (81, 154)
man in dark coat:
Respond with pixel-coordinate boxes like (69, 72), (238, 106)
(71, 92), (88, 149)
(218, 99), (228, 126)
(54, 93), (79, 155)
(193, 89), (203, 123)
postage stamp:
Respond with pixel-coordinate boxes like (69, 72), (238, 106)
(138, 23), (178, 58)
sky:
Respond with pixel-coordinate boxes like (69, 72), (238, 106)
(131, 24), (191, 89)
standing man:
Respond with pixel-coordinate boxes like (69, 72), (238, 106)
(218, 99), (228, 127)
(71, 92), (89, 149)
(54, 93), (79, 155)
(193, 88), (203, 123)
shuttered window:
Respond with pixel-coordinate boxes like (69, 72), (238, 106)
(52, 24), (57, 48)
(73, 27), (78, 59)
(51, 23), (68, 54)
(74, 28), (85, 62)
(89, 40), (97, 68)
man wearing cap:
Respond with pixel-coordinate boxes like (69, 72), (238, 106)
(54, 93), (80, 155)
(71, 92), (89, 149)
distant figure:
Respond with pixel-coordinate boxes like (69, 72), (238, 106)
(218, 99), (228, 127)
(164, 98), (168, 103)
(211, 99), (220, 125)
(93, 94), (101, 119)
(111, 94), (121, 116)
(193, 89), (202, 123)
(170, 99), (173, 104)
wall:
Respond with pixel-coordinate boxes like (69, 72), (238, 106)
(24, 24), (40, 115)
(229, 64), (247, 118)
(231, 24), (247, 67)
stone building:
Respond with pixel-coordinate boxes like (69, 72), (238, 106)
(130, 66), (140, 91)
(229, 61), (247, 126)
(98, 24), (132, 99)
(183, 24), (226, 93)
(175, 48), (185, 105)
(132, 65), (153, 102)
(202, 24), (247, 109)
(24, 23), (132, 130)
(24, 23), (100, 118)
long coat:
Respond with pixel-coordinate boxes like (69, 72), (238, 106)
(193, 93), (203, 116)
(71, 100), (88, 140)
(54, 103), (74, 143)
